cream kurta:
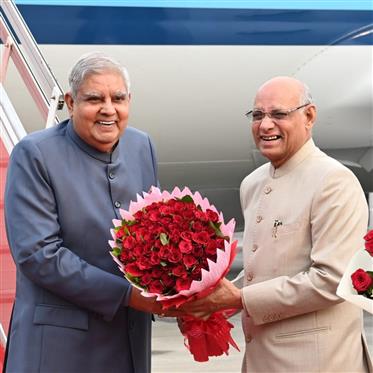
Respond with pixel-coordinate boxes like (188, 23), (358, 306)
(240, 139), (372, 372)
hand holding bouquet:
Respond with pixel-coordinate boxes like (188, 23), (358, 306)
(350, 230), (373, 299)
(337, 229), (373, 314)
(109, 186), (239, 361)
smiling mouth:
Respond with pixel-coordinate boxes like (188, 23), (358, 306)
(260, 135), (281, 141)
(97, 120), (116, 126)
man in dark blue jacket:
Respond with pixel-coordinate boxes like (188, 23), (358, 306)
(4, 52), (174, 372)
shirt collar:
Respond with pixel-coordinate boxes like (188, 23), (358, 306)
(67, 119), (119, 163)
(270, 138), (318, 178)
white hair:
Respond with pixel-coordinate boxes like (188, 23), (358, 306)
(299, 82), (314, 105)
(68, 51), (131, 98)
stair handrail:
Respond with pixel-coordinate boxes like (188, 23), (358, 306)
(0, 0), (64, 130)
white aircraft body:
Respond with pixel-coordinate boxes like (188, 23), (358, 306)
(2, 0), (372, 229)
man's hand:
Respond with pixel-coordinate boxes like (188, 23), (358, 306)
(179, 278), (243, 320)
(128, 287), (184, 317)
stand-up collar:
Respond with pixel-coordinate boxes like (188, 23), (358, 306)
(66, 119), (119, 163)
(270, 139), (318, 178)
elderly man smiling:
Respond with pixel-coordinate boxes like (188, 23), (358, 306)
(181, 76), (372, 372)
(3, 52), (180, 373)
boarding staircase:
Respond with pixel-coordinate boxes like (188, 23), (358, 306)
(0, 0), (64, 368)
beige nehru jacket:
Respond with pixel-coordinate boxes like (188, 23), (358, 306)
(239, 139), (371, 372)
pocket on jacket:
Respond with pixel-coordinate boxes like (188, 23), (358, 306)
(33, 304), (88, 331)
(275, 326), (329, 340)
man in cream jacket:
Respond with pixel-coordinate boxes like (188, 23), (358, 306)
(181, 77), (372, 372)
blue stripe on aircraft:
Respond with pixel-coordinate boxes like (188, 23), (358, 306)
(14, 0), (373, 11)
(15, 5), (373, 45)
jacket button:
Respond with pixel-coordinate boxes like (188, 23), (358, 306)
(256, 216), (263, 223)
(247, 272), (254, 281)
(245, 334), (252, 343)
(114, 201), (121, 208)
(252, 244), (258, 252)
(264, 186), (272, 194)
(109, 171), (115, 180)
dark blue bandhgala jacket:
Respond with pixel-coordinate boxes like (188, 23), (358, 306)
(4, 119), (158, 373)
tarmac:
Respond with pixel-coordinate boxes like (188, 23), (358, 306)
(152, 312), (373, 373)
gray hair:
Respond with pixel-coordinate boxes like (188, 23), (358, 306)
(299, 82), (313, 105)
(68, 52), (131, 98)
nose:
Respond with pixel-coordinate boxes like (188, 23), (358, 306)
(258, 114), (275, 130)
(100, 99), (116, 115)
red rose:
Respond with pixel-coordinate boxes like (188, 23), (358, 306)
(182, 209), (195, 220)
(364, 229), (373, 256)
(140, 272), (153, 285)
(190, 266), (202, 281)
(172, 214), (183, 224)
(137, 257), (152, 270)
(216, 238), (225, 249)
(149, 210), (161, 221)
(351, 268), (373, 292)
(123, 235), (136, 249)
(148, 280), (164, 293)
(119, 250), (131, 262)
(158, 246), (170, 260)
(142, 232), (152, 242)
(169, 230), (181, 243)
(180, 231), (192, 241)
(183, 254), (197, 268)
(133, 229), (143, 242)
(115, 228), (124, 239)
(206, 209), (219, 222)
(133, 211), (142, 218)
(161, 273), (176, 288)
(125, 263), (143, 277)
(173, 201), (185, 212)
(147, 202), (158, 211)
(205, 240), (217, 256)
(200, 257), (208, 269)
(179, 240), (193, 254)
(167, 199), (176, 207)
(142, 243), (153, 254)
(194, 210), (208, 222)
(161, 217), (172, 225)
(192, 231), (210, 244)
(150, 251), (161, 265)
(206, 225), (216, 236)
(150, 267), (163, 279)
(192, 245), (203, 258)
(192, 221), (204, 232)
(171, 264), (187, 277)
(176, 277), (192, 292)
(133, 245), (144, 258)
(159, 205), (172, 215)
(168, 246), (183, 263)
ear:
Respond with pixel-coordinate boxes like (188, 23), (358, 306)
(128, 92), (132, 102)
(305, 104), (316, 130)
(64, 92), (75, 117)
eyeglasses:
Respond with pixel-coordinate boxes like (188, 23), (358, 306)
(245, 103), (310, 123)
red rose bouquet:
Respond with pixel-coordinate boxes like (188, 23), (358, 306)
(337, 229), (373, 314)
(109, 186), (239, 361)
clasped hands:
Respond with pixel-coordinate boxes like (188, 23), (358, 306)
(129, 278), (243, 320)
